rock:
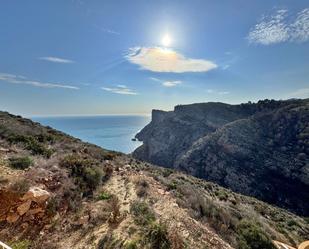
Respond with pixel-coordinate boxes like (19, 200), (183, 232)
(27, 207), (44, 215)
(6, 212), (19, 223)
(17, 200), (32, 216)
(22, 186), (50, 204)
(78, 215), (89, 225)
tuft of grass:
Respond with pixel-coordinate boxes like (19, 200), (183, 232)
(10, 179), (30, 194)
(9, 156), (33, 170)
(130, 201), (155, 226)
(146, 222), (171, 249)
(10, 240), (31, 249)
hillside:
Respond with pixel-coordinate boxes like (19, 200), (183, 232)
(0, 111), (308, 249)
(133, 99), (309, 216)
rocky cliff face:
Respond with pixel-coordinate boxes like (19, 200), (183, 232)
(133, 99), (309, 215)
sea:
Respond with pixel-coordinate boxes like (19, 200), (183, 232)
(32, 115), (151, 154)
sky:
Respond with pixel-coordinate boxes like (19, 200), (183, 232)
(0, 0), (308, 116)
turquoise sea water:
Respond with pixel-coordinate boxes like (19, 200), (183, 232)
(32, 115), (150, 154)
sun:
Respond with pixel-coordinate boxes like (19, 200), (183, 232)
(161, 34), (172, 47)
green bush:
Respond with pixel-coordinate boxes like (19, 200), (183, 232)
(130, 201), (155, 226)
(125, 241), (138, 249)
(146, 222), (171, 249)
(8, 134), (53, 158)
(236, 220), (275, 249)
(98, 192), (112, 200)
(9, 156), (32, 169)
(46, 196), (60, 216)
(60, 154), (102, 195)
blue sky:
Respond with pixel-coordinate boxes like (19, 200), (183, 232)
(0, 0), (308, 116)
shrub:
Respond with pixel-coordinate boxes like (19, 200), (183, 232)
(46, 196), (60, 216)
(167, 181), (177, 191)
(10, 179), (30, 194)
(8, 134), (53, 158)
(236, 220), (275, 249)
(162, 168), (173, 177)
(60, 155), (102, 195)
(130, 201), (155, 226)
(97, 233), (123, 249)
(108, 196), (121, 224)
(9, 156), (33, 170)
(125, 240), (138, 249)
(103, 165), (113, 181)
(146, 222), (171, 249)
(98, 192), (112, 200)
(135, 178), (149, 197)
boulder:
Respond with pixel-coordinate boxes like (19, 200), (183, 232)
(21, 187), (50, 204)
(17, 200), (32, 216)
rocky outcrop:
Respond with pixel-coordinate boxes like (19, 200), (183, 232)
(133, 99), (309, 215)
(0, 187), (50, 225)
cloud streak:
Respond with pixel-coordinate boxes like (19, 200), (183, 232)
(39, 56), (75, 63)
(150, 77), (182, 87)
(101, 85), (137, 95)
(126, 47), (217, 73)
(248, 8), (309, 45)
(0, 73), (79, 90)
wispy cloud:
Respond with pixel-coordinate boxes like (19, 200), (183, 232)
(39, 56), (75, 64)
(150, 77), (182, 87)
(126, 47), (217, 73)
(101, 85), (137, 95)
(248, 8), (309, 45)
(0, 73), (79, 90)
(288, 88), (309, 98)
(101, 28), (120, 35)
(206, 89), (230, 95)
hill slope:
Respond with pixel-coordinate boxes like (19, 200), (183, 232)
(133, 99), (309, 216)
(0, 111), (308, 249)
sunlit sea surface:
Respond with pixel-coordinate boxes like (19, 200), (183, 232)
(32, 115), (150, 154)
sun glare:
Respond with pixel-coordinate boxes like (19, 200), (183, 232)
(161, 34), (172, 47)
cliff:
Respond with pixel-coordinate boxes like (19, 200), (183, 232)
(133, 99), (309, 216)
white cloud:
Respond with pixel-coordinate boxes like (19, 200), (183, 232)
(290, 9), (309, 42)
(162, 80), (182, 87)
(150, 77), (182, 87)
(288, 88), (309, 98)
(126, 47), (217, 73)
(39, 56), (75, 63)
(101, 85), (137, 95)
(0, 73), (79, 90)
(248, 8), (309, 45)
